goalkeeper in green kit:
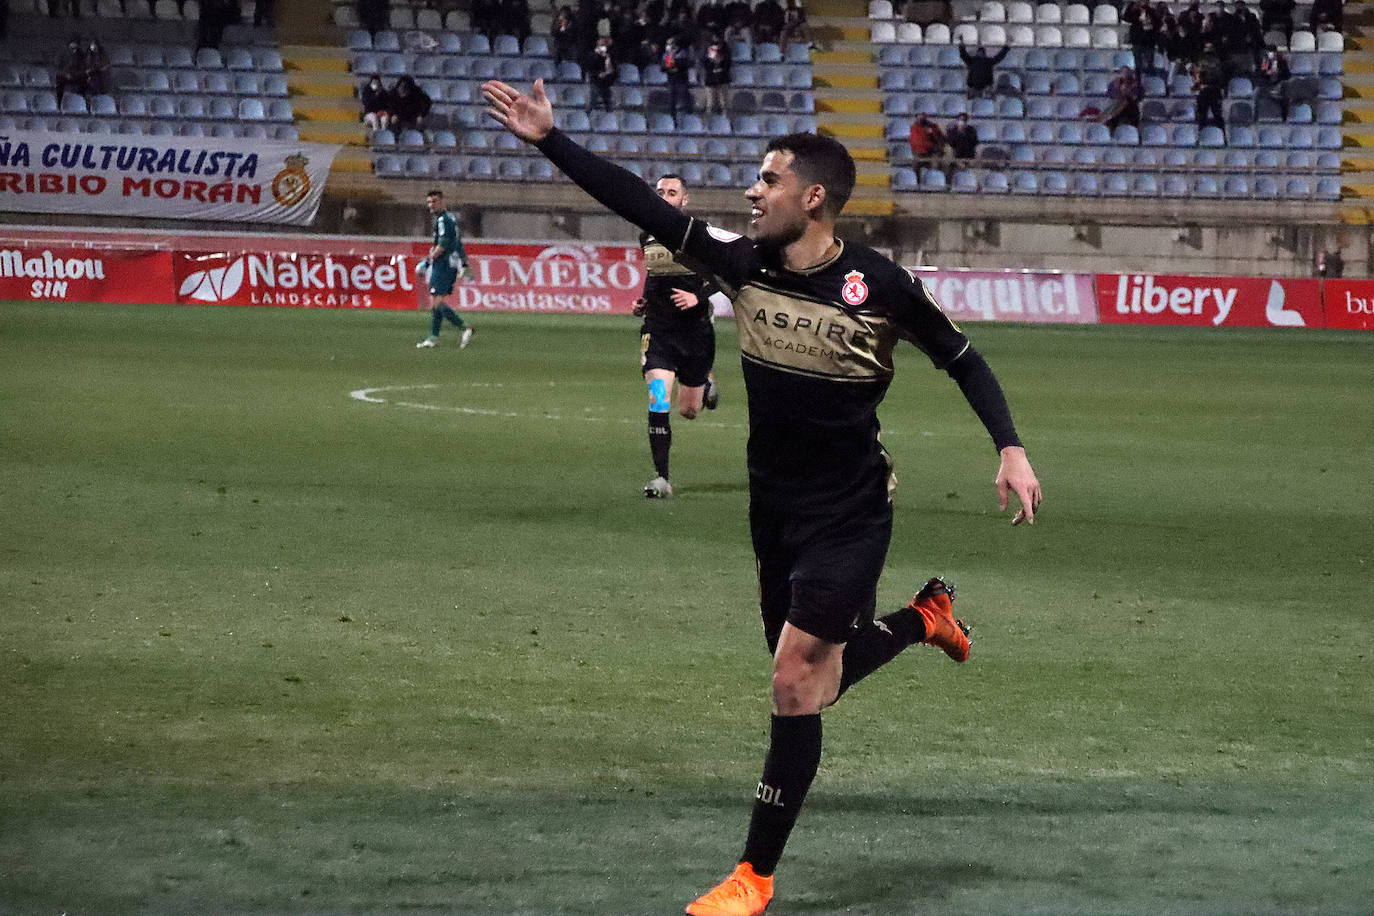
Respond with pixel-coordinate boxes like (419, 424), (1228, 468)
(417, 189), (475, 349)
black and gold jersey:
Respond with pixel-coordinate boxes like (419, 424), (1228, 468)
(639, 230), (715, 331)
(532, 128), (1020, 517)
(676, 221), (970, 514)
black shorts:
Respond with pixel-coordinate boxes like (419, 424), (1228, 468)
(640, 324), (715, 388)
(751, 498), (894, 650)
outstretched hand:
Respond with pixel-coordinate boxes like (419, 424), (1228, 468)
(995, 446), (1042, 526)
(482, 79), (555, 143)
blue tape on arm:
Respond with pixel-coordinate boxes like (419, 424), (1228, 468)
(648, 377), (670, 412)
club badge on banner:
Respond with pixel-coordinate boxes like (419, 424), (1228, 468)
(0, 130), (340, 225)
(1097, 274), (1325, 328)
(0, 245), (172, 303)
(910, 268), (1098, 324)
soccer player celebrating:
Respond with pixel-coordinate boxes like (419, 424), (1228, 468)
(637, 173), (722, 499)
(482, 78), (1042, 916)
(416, 189), (475, 349)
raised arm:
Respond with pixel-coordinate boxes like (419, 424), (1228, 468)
(482, 79), (692, 250)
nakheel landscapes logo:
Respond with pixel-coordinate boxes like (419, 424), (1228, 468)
(175, 252), (416, 308)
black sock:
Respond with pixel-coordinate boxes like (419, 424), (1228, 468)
(835, 608), (926, 700)
(648, 411), (671, 478)
(741, 713), (822, 877)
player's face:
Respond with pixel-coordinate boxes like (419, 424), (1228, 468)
(426, 194), (443, 214)
(744, 150), (821, 248)
(655, 178), (688, 210)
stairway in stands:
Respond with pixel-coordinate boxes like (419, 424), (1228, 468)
(274, 0), (374, 182)
(1340, 3), (1374, 220)
(807, 0), (895, 215)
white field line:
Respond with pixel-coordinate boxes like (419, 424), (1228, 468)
(349, 384), (742, 428)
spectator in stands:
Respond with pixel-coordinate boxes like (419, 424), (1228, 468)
(1315, 248), (1344, 278)
(958, 40), (1010, 100)
(908, 112), (947, 171)
(1259, 0), (1295, 44)
(1177, 0), (1203, 35)
(698, 0), (728, 35)
(84, 38), (109, 96)
(901, 0), (953, 26)
(724, 0), (753, 42)
(254, 0), (274, 27)
(1102, 66), (1143, 131)
(55, 36), (88, 103)
(752, 0), (785, 44)
(471, 0), (499, 39)
(946, 111), (978, 161)
(702, 33), (733, 114)
(1125, 0), (1162, 77)
(553, 6), (580, 70)
(662, 35), (694, 123)
(1256, 44), (1291, 120)
(586, 35), (618, 111)
(779, 0), (812, 52)
(197, 0), (241, 51)
(360, 73), (393, 133)
(500, 0), (532, 46)
(1191, 41), (1228, 141)
(47, 0), (80, 18)
(1308, 0), (1342, 33)
(1233, 1), (1265, 70)
(390, 75), (431, 132)
(358, 0), (389, 35)
(1162, 14), (1201, 93)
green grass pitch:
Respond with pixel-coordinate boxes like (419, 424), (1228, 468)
(2, 301), (1372, 914)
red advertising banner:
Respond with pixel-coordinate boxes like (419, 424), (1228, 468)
(1320, 281), (1374, 331)
(456, 242), (645, 315)
(170, 242), (647, 313)
(0, 245), (172, 303)
(911, 268), (1098, 324)
(1096, 274), (1325, 329)
(173, 248), (425, 309)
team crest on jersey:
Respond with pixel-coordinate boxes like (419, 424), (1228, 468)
(841, 270), (869, 306)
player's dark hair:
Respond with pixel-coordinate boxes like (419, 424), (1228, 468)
(426, 189), (443, 198)
(657, 173), (684, 185)
(764, 133), (856, 218)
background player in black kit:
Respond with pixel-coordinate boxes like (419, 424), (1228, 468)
(483, 77), (1042, 916)
(637, 173), (722, 499)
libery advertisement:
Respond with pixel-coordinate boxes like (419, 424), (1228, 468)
(0, 245), (172, 303)
(0, 131), (340, 225)
(911, 268), (1097, 324)
(1097, 274), (1325, 329)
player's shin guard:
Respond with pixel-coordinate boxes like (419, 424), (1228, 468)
(648, 411), (671, 479)
(833, 610), (925, 700)
(740, 713), (822, 877)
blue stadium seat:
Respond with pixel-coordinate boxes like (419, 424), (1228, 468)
(982, 171), (1011, 193)
(1012, 171), (1038, 193)
(1131, 174), (1159, 196)
(1199, 125), (1225, 147)
(1315, 177), (1341, 200)
(374, 153), (404, 176)
(466, 157), (495, 179)
(1285, 176), (1313, 197)
(1162, 175), (1188, 196)
(1222, 176), (1249, 197)
(238, 98), (266, 120)
(1253, 176), (1279, 199)
(1040, 172), (1069, 195)
(892, 167), (919, 192)
(1193, 175), (1220, 197)
(1103, 173), (1130, 196)
(1071, 173), (1099, 196)
(1317, 127), (1342, 149)
(918, 169), (946, 191)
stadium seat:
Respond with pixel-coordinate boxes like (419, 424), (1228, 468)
(238, 98), (266, 120)
(918, 168), (946, 190)
(1253, 175), (1279, 199)
(1040, 171), (1069, 194)
(1012, 171), (1038, 193)
(868, 0), (894, 17)
(1131, 174), (1159, 196)
(982, 171), (1011, 193)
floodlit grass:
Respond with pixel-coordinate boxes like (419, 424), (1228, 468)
(2, 302), (1372, 915)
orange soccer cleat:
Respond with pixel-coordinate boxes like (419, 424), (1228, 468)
(907, 577), (971, 663)
(685, 862), (774, 916)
